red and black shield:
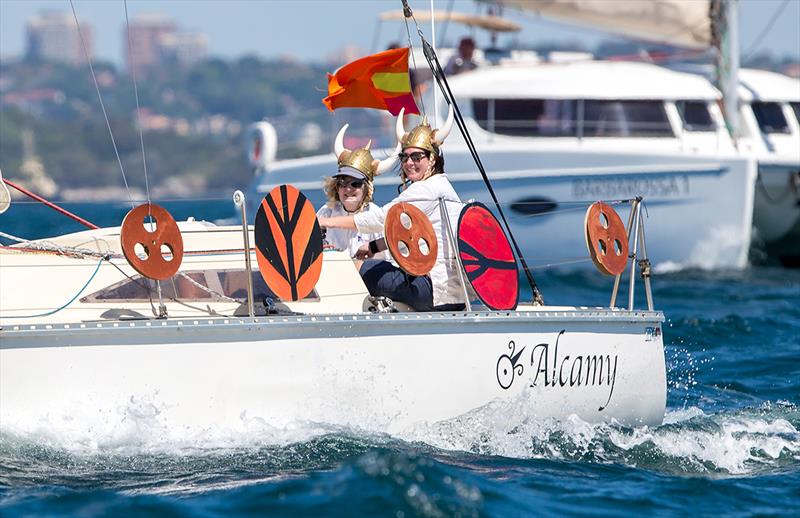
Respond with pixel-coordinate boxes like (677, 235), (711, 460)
(457, 202), (518, 310)
(254, 185), (323, 301)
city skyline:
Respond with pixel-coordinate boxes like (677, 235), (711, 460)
(1, 0), (799, 66)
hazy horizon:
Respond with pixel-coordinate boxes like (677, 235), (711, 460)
(1, 0), (798, 67)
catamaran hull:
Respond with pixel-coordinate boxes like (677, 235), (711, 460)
(250, 149), (756, 270)
(752, 161), (800, 265)
(0, 310), (666, 437)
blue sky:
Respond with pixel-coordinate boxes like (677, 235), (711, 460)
(1, 0), (798, 65)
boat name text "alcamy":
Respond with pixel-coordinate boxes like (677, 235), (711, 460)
(496, 330), (619, 411)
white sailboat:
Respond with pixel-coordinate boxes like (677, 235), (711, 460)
(0, 193), (667, 436)
(0, 0), (667, 443)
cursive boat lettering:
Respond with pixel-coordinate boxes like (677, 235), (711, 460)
(528, 330), (619, 411)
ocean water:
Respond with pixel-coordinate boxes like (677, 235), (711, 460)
(1, 200), (798, 517)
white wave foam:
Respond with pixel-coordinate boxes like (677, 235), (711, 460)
(398, 401), (800, 476)
(1, 391), (334, 456)
(3, 388), (798, 478)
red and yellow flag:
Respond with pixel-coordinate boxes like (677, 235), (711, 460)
(323, 47), (420, 115)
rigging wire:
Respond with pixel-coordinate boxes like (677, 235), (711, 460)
(742, 0), (790, 61)
(123, 0), (153, 210)
(68, 0), (134, 209)
(402, 10), (426, 116)
(412, 29), (545, 304)
(3, 257), (105, 318)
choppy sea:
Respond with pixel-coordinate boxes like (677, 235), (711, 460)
(1, 199), (798, 517)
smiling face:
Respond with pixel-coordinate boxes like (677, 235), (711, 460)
(399, 146), (434, 183)
(336, 176), (367, 212)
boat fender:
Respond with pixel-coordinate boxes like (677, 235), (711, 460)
(0, 168), (10, 214)
(246, 121), (277, 171)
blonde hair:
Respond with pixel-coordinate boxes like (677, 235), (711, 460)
(323, 175), (374, 212)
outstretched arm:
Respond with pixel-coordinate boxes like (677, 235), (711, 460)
(318, 214), (357, 230)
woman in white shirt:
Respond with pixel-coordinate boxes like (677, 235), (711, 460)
(317, 124), (399, 261)
(318, 107), (466, 311)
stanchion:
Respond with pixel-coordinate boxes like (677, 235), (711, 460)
(233, 190), (255, 317)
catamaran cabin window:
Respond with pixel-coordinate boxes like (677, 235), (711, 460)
(472, 99), (576, 136)
(676, 101), (715, 131)
(582, 100), (673, 137)
(82, 269), (319, 303)
(790, 102), (800, 126)
(751, 102), (790, 134)
(472, 99), (673, 137)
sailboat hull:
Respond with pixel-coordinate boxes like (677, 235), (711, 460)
(0, 310), (666, 437)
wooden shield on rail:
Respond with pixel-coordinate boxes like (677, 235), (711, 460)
(254, 185), (323, 301)
(384, 203), (438, 277)
(457, 202), (518, 310)
(584, 201), (629, 276)
(120, 203), (184, 280)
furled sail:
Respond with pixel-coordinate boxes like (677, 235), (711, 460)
(491, 0), (713, 49)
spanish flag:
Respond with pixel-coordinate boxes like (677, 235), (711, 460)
(323, 47), (420, 115)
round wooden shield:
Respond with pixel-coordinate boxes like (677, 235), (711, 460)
(254, 185), (323, 301)
(384, 203), (437, 277)
(120, 203), (184, 280)
(457, 202), (518, 310)
(584, 201), (629, 276)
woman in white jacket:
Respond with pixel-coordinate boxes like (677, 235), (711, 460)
(318, 107), (465, 311)
(316, 125), (399, 262)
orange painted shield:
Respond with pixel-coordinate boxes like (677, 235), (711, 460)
(254, 185), (323, 301)
(584, 201), (629, 276)
(120, 203), (184, 281)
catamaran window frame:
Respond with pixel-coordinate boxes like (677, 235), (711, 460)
(81, 269), (320, 304)
(675, 100), (716, 132)
(751, 101), (790, 134)
(471, 98), (674, 138)
(790, 102), (800, 127)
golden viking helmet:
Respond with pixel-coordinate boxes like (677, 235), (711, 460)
(333, 124), (401, 181)
(395, 105), (455, 155)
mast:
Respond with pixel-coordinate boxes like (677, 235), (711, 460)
(714, 0), (740, 140)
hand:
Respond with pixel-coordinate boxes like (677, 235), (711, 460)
(317, 217), (330, 228)
(355, 243), (373, 260)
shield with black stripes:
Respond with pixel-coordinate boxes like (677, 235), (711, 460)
(457, 202), (519, 311)
(254, 185), (323, 301)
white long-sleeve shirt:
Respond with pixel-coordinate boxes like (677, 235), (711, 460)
(354, 174), (465, 306)
(316, 202), (386, 259)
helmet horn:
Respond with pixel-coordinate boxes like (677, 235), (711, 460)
(334, 123), (349, 160)
(432, 103), (454, 146)
(374, 141), (402, 176)
(395, 107), (408, 144)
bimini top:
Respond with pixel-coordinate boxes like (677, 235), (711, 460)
(445, 60), (721, 101)
(738, 68), (800, 103)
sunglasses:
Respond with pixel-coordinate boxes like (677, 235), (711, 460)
(398, 151), (429, 163)
(337, 179), (365, 189)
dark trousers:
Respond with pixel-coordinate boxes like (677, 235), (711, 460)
(359, 259), (434, 312)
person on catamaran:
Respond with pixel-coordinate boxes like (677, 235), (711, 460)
(318, 107), (466, 312)
(316, 125), (398, 263)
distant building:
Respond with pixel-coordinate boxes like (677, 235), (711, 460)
(125, 13), (207, 76)
(26, 11), (92, 65)
(125, 13), (176, 76)
(159, 31), (208, 68)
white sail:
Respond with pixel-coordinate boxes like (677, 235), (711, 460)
(493, 0), (713, 49)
